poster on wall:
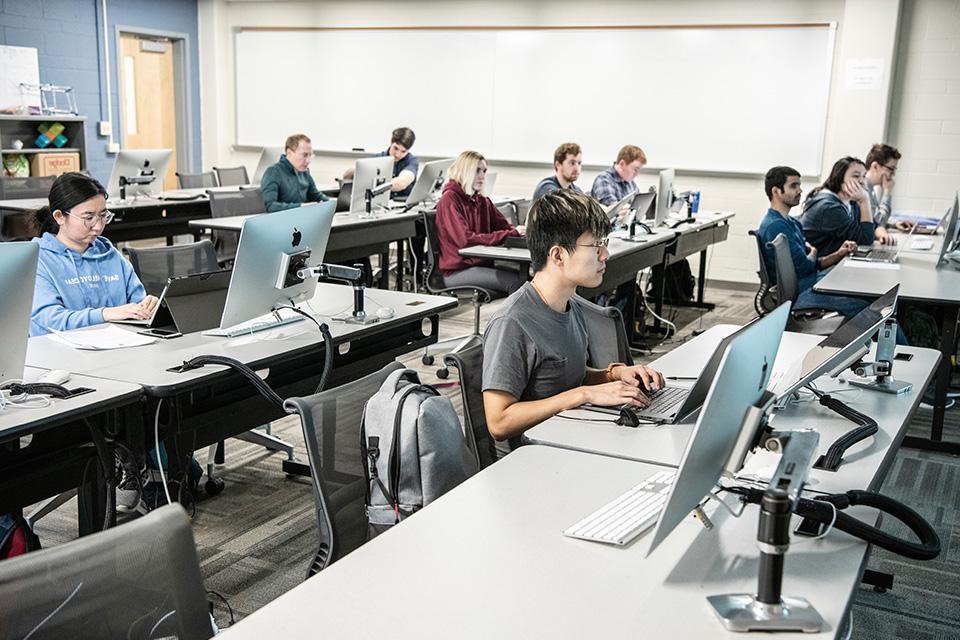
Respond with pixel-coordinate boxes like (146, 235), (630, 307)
(0, 44), (41, 113)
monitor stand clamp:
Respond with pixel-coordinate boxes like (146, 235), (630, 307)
(297, 263), (379, 325)
(708, 428), (824, 633)
(848, 318), (912, 395)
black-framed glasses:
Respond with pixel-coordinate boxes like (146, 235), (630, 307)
(882, 164), (898, 175)
(65, 210), (115, 228)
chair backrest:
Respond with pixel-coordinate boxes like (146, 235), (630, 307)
(0, 504), (212, 640)
(176, 171), (218, 189)
(207, 189), (266, 261)
(443, 337), (497, 469)
(336, 181), (353, 213)
(212, 165), (249, 187)
(574, 295), (635, 367)
(420, 211), (448, 293)
(127, 239), (221, 297)
(0, 175), (56, 199)
(749, 229), (779, 315)
(769, 233), (799, 304)
(284, 360), (405, 577)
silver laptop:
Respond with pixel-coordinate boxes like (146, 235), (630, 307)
(852, 223), (918, 263)
(401, 158), (453, 211)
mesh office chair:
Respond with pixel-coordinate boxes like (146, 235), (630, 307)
(575, 295), (635, 368)
(420, 210), (497, 378)
(126, 240), (221, 297)
(207, 188), (266, 264)
(212, 166), (249, 187)
(769, 233), (846, 335)
(126, 240), (296, 491)
(284, 361), (405, 578)
(176, 171), (218, 189)
(748, 230), (779, 316)
(0, 504), (212, 640)
(443, 337), (497, 469)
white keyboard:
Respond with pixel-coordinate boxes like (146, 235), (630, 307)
(910, 238), (934, 250)
(563, 469), (676, 546)
(203, 307), (305, 337)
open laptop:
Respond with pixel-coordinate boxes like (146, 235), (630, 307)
(115, 270), (231, 334)
(399, 158), (453, 212)
(852, 222), (918, 263)
(604, 191), (640, 226)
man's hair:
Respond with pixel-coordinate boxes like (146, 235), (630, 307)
(806, 156), (865, 202)
(527, 190), (611, 273)
(391, 127), (416, 150)
(764, 166), (801, 201)
(865, 143), (901, 169)
(284, 133), (311, 152)
(616, 144), (647, 166)
(448, 150), (485, 196)
(553, 142), (582, 167)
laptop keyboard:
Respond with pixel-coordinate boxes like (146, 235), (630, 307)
(618, 386), (690, 423)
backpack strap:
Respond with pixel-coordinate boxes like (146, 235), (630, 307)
(384, 384), (439, 522)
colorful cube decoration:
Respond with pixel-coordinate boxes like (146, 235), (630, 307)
(35, 122), (68, 148)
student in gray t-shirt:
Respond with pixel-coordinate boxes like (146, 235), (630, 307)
(482, 190), (665, 453)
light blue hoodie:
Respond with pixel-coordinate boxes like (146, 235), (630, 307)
(30, 232), (146, 336)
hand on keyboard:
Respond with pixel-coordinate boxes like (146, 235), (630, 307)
(608, 364), (666, 394)
(583, 381), (652, 409)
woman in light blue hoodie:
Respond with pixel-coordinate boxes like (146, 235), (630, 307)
(30, 172), (158, 337)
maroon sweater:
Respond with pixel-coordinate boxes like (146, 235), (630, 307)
(435, 180), (518, 274)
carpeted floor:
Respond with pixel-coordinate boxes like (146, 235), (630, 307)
(28, 283), (960, 637)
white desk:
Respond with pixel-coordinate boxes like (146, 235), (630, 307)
(815, 233), (960, 454)
(219, 445), (872, 639)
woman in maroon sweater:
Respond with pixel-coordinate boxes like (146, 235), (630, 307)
(436, 150), (527, 295)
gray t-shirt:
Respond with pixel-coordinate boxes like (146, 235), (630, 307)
(531, 176), (583, 203)
(482, 282), (589, 402)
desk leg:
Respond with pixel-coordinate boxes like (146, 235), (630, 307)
(395, 239), (406, 291)
(903, 304), (960, 454)
(697, 248), (708, 304)
(378, 250), (390, 290)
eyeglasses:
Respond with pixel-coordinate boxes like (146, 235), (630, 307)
(64, 211), (115, 228)
(576, 237), (610, 253)
(882, 164), (898, 175)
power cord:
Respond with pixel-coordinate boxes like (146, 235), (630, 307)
(804, 385), (878, 471)
(207, 589), (235, 628)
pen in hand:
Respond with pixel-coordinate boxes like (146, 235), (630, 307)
(666, 376), (697, 381)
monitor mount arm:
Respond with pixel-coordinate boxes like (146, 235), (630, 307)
(296, 263), (377, 325)
(117, 173), (155, 201)
(364, 180), (393, 217)
(709, 395), (825, 633)
(847, 318), (912, 395)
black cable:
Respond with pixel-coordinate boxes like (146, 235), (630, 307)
(173, 355), (285, 409)
(0, 382), (72, 398)
(81, 418), (116, 531)
(275, 305), (334, 393)
(206, 589), (235, 627)
(805, 386), (879, 471)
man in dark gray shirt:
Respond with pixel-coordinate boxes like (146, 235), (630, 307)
(531, 142), (584, 203)
(482, 190), (664, 450)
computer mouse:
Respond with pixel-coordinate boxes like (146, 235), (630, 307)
(38, 369), (72, 385)
(376, 307), (396, 319)
(616, 405), (641, 428)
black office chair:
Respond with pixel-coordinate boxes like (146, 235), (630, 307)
(420, 210), (496, 378)
(748, 230), (779, 316)
(0, 504), (212, 640)
(769, 233), (846, 335)
(335, 180), (353, 213)
(284, 361), (405, 578)
(126, 239), (221, 297)
(443, 337), (498, 469)
(212, 165), (250, 186)
(126, 240), (295, 491)
(575, 295), (635, 368)
(176, 171), (218, 189)
(207, 188), (266, 264)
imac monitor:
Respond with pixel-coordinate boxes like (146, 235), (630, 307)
(481, 171), (498, 197)
(403, 158), (453, 210)
(654, 168), (675, 227)
(105, 149), (172, 200)
(253, 147), (283, 184)
(771, 285), (899, 400)
(0, 242), (39, 381)
(936, 192), (960, 266)
(219, 201), (336, 329)
(349, 156), (394, 213)
(647, 302), (790, 556)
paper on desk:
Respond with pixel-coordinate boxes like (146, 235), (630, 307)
(842, 259), (901, 271)
(47, 324), (157, 350)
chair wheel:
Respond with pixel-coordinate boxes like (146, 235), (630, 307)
(422, 354), (435, 366)
(204, 477), (225, 496)
(436, 367), (449, 379)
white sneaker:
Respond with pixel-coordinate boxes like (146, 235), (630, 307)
(115, 470), (143, 513)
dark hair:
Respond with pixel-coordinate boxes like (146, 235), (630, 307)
(527, 190), (611, 273)
(806, 156), (865, 202)
(32, 172), (108, 236)
(865, 143), (901, 169)
(391, 127), (416, 150)
(764, 166), (801, 200)
(553, 142), (581, 167)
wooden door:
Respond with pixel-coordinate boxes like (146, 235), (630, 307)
(118, 33), (177, 190)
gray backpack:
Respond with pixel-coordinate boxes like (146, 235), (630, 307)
(361, 368), (478, 535)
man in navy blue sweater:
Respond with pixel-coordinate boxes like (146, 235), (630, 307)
(757, 166), (868, 318)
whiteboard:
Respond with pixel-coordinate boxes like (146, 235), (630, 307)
(235, 26), (835, 174)
(0, 45), (40, 112)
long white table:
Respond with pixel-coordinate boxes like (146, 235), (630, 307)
(815, 233), (960, 454)
(218, 444), (875, 639)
